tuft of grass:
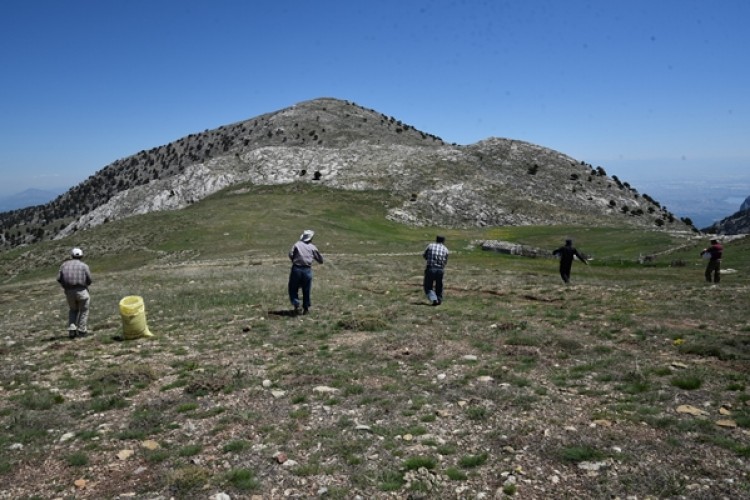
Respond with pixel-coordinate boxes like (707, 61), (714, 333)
(459, 452), (488, 468)
(222, 439), (250, 453)
(178, 444), (203, 457)
(403, 455), (437, 471)
(15, 389), (64, 411)
(90, 395), (129, 412)
(465, 406), (489, 421)
(670, 375), (703, 390)
(559, 445), (605, 463)
(166, 466), (210, 495)
(65, 451), (89, 467)
(445, 467), (467, 480)
(224, 468), (259, 491)
(377, 470), (405, 491)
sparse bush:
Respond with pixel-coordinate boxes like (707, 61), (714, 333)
(224, 468), (259, 491)
(671, 375), (702, 390)
(403, 455), (437, 470)
(459, 452), (488, 468)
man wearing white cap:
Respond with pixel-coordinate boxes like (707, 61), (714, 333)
(288, 230), (324, 315)
(57, 247), (93, 338)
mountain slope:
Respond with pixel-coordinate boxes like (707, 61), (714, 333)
(702, 207), (750, 235)
(0, 98), (692, 249)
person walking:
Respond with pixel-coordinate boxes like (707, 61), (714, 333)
(288, 229), (324, 315)
(423, 235), (449, 305)
(57, 247), (93, 338)
(552, 239), (588, 284)
(700, 238), (723, 284)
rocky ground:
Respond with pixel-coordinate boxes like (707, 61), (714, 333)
(2, 248), (750, 499)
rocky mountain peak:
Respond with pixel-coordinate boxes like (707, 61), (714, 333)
(0, 97), (694, 249)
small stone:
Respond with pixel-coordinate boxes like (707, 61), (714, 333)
(577, 461), (608, 472)
(477, 375), (493, 383)
(313, 385), (338, 393)
(676, 405), (709, 416)
(716, 419), (738, 428)
(74, 479), (87, 489)
(210, 493), (231, 500)
(262, 379), (272, 388)
(271, 390), (286, 398)
(274, 452), (288, 464)
(141, 440), (160, 450)
(462, 355), (478, 361)
(117, 449), (135, 460)
(60, 432), (75, 442)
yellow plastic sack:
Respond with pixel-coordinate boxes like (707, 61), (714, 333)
(119, 295), (154, 340)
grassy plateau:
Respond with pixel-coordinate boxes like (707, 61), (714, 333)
(1, 183), (749, 499)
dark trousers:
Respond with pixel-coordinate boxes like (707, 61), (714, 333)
(289, 266), (313, 308)
(559, 262), (573, 283)
(705, 260), (721, 283)
(424, 266), (444, 302)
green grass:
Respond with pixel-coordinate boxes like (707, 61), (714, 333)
(1, 183), (749, 498)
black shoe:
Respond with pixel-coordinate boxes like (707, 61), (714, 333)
(303, 308), (309, 315)
(77, 331), (88, 338)
(436, 299), (442, 305)
(432, 300), (439, 306)
(69, 330), (77, 339)
(293, 305), (301, 316)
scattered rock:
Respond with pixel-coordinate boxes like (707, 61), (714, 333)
(117, 449), (135, 460)
(141, 440), (160, 450)
(676, 405), (709, 416)
(313, 385), (338, 393)
(716, 419), (738, 428)
(577, 461), (609, 472)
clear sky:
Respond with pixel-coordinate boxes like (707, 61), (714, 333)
(1, 0), (748, 220)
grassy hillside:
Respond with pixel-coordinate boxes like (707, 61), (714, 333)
(1, 184), (748, 498)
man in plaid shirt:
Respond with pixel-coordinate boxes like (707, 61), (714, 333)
(57, 247), (93, 338)
(423, 235), (449, 306)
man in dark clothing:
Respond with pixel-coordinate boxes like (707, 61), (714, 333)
(423, 235), (449, 305)
(57, 247), (93, 338)
(288, 229), (324, 315)
(552, 239), (588, 284)
(700, 239), (723, 284)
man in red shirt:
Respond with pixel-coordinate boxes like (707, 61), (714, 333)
(700, 239), (723, 284)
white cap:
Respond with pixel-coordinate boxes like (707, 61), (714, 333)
(300, 230), (315, 242)
(71, 247), (84, 258)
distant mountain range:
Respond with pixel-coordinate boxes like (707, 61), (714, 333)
(0, 188), (64, 212)
(0, 98), (695, 249)
(702, 194), (750, 235)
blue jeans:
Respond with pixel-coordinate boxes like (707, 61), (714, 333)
(423, 266), (444, 302)
(289, 265), (313, 308)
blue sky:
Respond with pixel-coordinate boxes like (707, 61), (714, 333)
(1, 1), (748, 222)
